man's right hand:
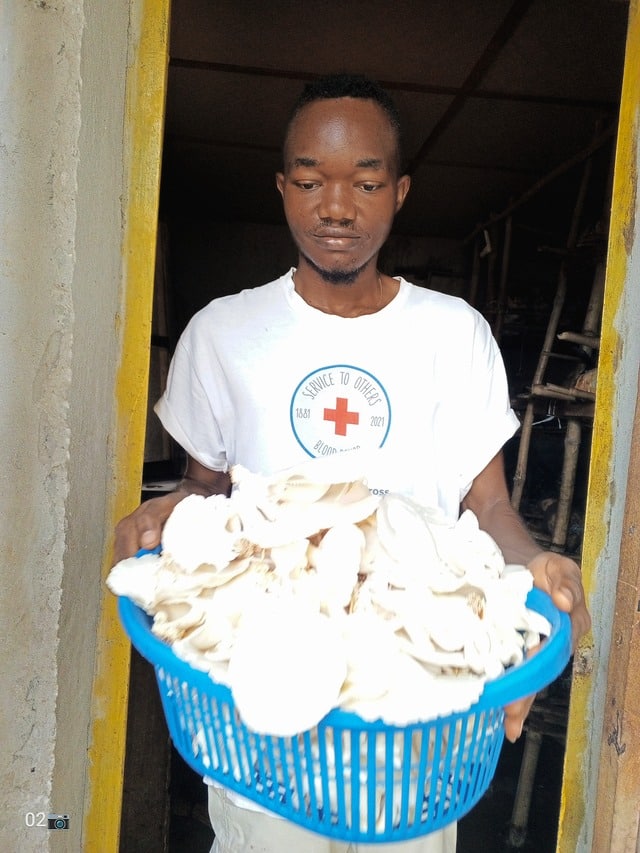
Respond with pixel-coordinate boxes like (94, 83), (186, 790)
(113, 458), (232, 564)
(113, 491), (187, 563)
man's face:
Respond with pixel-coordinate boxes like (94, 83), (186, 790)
(276, 98), (410, 283)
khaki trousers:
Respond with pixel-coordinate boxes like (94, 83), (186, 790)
(207, 785), (457, 853)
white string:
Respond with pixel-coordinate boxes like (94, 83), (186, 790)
(532, 402), (562, 428)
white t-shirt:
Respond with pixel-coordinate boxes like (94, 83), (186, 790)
(155, 269), (519, 522)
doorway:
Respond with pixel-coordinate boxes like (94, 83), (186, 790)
(119, 3), (629, 851)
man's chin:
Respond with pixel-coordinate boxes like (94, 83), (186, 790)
(300, 254), (366, 285)
(319, 269), (360, 285)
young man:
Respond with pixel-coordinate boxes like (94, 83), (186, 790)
(115, 74), (590, 852)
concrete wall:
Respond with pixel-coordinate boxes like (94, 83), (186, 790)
(0, 1), (132, 850)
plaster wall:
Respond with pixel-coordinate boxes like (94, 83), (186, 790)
(0, 2), (131, 850)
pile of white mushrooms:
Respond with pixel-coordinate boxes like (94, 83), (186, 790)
(108, 456), (549, 737)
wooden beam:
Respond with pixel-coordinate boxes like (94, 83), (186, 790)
(405, 0), (536, 175)
(168, 60), (617, 112)
(463, 124), (615, 244)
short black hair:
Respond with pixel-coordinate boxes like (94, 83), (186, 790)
(285, 73), (404, 173)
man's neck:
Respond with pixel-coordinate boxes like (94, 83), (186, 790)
(292, 264), (397, 318)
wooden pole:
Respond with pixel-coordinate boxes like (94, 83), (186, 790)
(468, 234), (481, 308)
(551, 418), (582, 551)
(485, 224), (498, 321)
(493, 215), (512, 343)
(511, 145), (594, 510)
(507, 730), (544, 848)
(464, 124), (615, 246)
(583, 261), (606, 338)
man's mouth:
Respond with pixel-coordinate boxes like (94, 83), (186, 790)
(313, 227), (359, 239)
(312, 229), (361, 248)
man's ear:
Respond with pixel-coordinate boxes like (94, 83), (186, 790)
(395, 174), (411, 213)
(276, 172), (285, 198)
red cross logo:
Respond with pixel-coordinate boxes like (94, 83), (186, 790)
(324, 397), (359, 436)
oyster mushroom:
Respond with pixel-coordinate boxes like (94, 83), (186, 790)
(108, 459), (554, 735)
(307, 523), (365, 613)
(153, 599), (206, 643)
(162, 493), (253, 572)
(108, 550), (238, 606)
(106, 551), (165, 610)
(236, 484), (379, 550)
(228, 601), (347, 737)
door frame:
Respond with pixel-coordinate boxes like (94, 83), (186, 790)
(559, 5), (640, 851)
(88, 2), (640, 850)
(84, 1), (170, 849)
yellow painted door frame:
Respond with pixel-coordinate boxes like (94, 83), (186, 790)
(558, 2), (640, 851)
(84, 1), (171, 850)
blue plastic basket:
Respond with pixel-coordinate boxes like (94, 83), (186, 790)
(118, 585), (571, 843)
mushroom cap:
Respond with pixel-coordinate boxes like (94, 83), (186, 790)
(228, 603), (347, 736)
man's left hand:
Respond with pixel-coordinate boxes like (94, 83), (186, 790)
(527, 550), (591, 647)
(503, 550), (591, 742)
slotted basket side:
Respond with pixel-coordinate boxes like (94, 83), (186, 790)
(118, 587), (571, 844)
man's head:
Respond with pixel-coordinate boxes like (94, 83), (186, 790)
(284, 73), (404, 176)
(277, 74), (410, 285)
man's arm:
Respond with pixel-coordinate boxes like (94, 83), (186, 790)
(462, 449), (591, 740)
(113, 455), (231, 563)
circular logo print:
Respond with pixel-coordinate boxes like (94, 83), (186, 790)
(290, 364), (391, 457)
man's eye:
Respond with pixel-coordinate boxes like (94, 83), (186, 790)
(296, 181), (318, 190)
(360, 184), (379, 193)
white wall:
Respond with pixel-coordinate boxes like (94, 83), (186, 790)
(0, 1), (131, 850)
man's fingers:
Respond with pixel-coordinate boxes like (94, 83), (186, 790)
(129, 508), (163, 555)
(527, 551), (592, 649)
(504, 694), (535, 743)
(113, 493), (184, 563)
(502, 642), (541, 742)
(140, 526), (162, 551)
(551, 581), (591, 648)
(114, 517), (160, 563)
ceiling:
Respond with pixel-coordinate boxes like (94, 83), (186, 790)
(160, 0), (629, 242)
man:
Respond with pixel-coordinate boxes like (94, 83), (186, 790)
(115, 74), (590, 852)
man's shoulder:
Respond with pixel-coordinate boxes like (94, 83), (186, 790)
(191, 272), (289, 322)
(401, 279), (481, 322)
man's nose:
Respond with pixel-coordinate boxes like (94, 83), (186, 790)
(318, 182), (356, 222)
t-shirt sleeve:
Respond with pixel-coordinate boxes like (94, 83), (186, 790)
(154, 334), (229, 472)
